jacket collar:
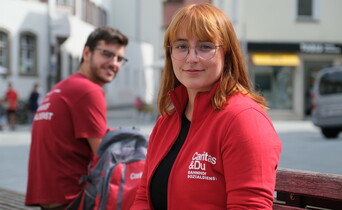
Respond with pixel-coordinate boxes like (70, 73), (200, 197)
(168, 81), (220, 121)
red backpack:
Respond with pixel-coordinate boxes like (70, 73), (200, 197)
(67, 127), (148, 210)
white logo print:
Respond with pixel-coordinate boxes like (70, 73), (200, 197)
(187, 152), (218, 181)
(130, 172), (142, 180)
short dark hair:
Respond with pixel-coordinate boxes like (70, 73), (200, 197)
(80, 26), (129, 63)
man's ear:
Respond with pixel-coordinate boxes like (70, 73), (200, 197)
(82, 46), (91, 62)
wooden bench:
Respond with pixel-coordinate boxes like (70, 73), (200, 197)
(0, 188), (39, 210)
(273, 168), (342, 210)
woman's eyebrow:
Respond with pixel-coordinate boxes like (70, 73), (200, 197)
(174, 38), (188, 42)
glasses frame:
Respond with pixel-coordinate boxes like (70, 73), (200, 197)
(93, 47), (128, 64)
(168, 43), (221, 61)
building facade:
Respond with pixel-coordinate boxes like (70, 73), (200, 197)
(161, 0), (342, 120)
(0, 0), (109, 107)
(2, 0), (342, 120)
(234, 0), (342, 120)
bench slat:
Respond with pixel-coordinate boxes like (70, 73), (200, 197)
(275, 168), (342, 200)
(273, 204), (303, 210)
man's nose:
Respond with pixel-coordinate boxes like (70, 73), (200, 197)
(109, 56), (121, 66)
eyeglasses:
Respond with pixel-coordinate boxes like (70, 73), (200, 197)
(168, 41), (221, 61)
(94, 47), (128, 64)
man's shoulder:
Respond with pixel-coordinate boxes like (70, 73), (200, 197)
(59, 73), (102, 91)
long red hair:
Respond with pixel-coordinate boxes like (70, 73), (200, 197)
(158, 3), (267, 116)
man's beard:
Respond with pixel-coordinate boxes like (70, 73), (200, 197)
(89, 60), (115, 84)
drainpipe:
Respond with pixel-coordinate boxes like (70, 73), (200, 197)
(47, 0), (57, 91)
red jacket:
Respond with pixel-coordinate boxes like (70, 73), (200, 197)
(132, 84), (282, 210)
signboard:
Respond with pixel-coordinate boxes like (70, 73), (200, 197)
(248, 42), (342, 54)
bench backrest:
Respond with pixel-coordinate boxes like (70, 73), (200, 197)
(273, 168), (342, 209)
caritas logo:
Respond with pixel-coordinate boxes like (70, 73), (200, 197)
(188, 152), (217, 170)
(130, 172), (143, 180)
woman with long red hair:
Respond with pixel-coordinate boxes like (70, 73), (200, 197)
(132, 3), (281, 209)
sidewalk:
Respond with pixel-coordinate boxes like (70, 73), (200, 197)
(0, 109), (322, 208)
(0, 107), (156, 190)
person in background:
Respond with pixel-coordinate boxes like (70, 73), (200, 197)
(25, 26), (128, 210)
(3, 82), (18, 130)
(134, 96), (145, 113)
(132, 3), (282, 210)
(27, 83), (40, 123)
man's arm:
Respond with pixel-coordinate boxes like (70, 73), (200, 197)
(87, 137), (102, 154)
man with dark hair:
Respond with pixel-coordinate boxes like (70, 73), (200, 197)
(25, 27), (129, 210)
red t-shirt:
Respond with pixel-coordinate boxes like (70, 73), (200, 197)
(5, 89), (18, 110)
(25, 73), (107, 206)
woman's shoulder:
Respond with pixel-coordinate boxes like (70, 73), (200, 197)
(216, 93), (270, 123)
(226, 93), (263, 112)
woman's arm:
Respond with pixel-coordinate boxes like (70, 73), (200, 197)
(223, 108), (282, 209)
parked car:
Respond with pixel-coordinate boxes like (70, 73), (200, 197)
(311, 66), (342, 139)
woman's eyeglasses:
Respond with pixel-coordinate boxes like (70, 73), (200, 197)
(168, 41), (221, 61)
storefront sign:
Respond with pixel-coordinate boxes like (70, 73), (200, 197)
(300, 43), (341, 54)
(248, 42), (342, 54)
(252, 53), (300, 66)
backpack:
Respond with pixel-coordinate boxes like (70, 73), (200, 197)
(67, 127), (148, 210)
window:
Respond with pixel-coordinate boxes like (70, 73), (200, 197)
(19, 32), (37, 75)
(254, 66), (294, 110)
(319, 71), (342, 95)
(0, 31), (9, 75)
(297, 0), (319, 21)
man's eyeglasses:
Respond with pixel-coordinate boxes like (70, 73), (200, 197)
(168, 41), (221, 61)
(94, 47), (128, 64)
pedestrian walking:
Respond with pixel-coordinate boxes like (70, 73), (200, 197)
(27, 83), (40, 124)
(132, 3), (282, 209)
(2, 82), (18, 130)
(25, 26), (128, 210)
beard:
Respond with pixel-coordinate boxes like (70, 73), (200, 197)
(89, 58), (116, 85)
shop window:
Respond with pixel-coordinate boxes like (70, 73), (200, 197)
(0, 30), (9, 75)
(19, 32), (37, 75)
(297, 0), (319, 21)
(254, 66), (294, 110)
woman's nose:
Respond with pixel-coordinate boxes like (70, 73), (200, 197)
(186, 47), (199, 61)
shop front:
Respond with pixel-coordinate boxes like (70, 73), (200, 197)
(248, 42), (342, 120)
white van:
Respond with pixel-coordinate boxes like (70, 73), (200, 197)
(311, 66), (342, 139)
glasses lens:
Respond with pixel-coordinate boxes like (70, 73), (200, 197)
(170, 42), (218, 60)
(197, 42), (217, 60)
(170, 41), (188, 60)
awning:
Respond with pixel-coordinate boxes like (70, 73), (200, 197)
(252, 53), (300, 66)
(61, 16), (95, 57)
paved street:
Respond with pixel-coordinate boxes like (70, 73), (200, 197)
(0, 108), (342, 196)
(0, 108), (155, 195)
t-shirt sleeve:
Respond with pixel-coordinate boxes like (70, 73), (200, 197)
(72, 89), (107, 139)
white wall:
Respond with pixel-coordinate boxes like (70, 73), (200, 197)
(105, 41), (156, 108)
(233, 0), (342, 43)
(111, 0), (163, 63)
(0, 0), (49, 101)
(109, 0), (163, 107)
